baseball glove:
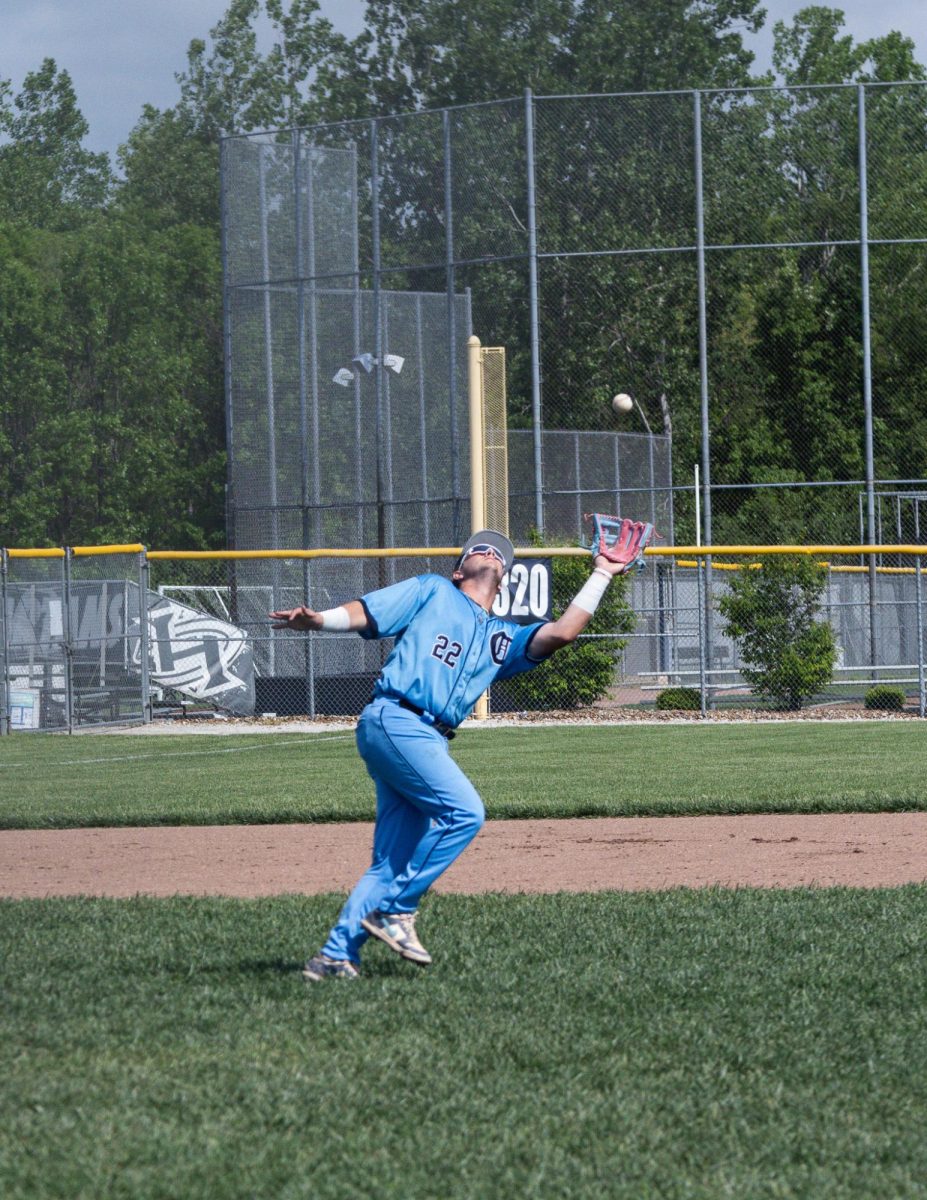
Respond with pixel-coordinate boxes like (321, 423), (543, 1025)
(586, 513), (657, 572)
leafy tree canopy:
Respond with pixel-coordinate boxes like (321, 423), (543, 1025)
(0, 59), (111, 229)
(3, 3), (927, 550)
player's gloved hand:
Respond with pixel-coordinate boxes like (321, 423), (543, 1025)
(587, 515), (656, 574)
(593, 553), (635, 577)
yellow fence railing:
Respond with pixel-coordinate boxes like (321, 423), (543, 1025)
(5, 543), (927, 561)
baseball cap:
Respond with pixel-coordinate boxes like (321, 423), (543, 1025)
(456, 529), (515, 574)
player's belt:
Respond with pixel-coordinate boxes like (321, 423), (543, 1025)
(396, 697), (456, 740)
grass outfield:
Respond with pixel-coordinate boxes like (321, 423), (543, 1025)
(0, 722), (926, 829)
(2, 889), (926, 1199)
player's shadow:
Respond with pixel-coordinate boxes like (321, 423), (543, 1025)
(237, 957), (302, 977)
(235, 956), (414, 981)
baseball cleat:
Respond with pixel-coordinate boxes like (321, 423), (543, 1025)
(302, 953), (360, 982)
(360, 909), (432, 965)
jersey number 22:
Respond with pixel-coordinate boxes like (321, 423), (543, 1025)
(431, 634), (462, 668)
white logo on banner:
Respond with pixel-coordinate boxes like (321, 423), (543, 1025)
(132, 597), (255, 713)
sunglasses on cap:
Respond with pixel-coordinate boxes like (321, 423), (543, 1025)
(462, 543), (506, 567)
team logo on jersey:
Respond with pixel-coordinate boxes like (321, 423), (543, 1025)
(490, 631), (512, 665)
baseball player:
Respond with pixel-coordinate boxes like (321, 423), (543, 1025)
(270, 528), (640, 981)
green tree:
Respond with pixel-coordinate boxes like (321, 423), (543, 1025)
(174, 0), (356, 137)
(0, 221), (73, 545)
(0, 214), (226, 548)
(352, 0), (765, 113)
(717, 554), (837, 709)
(117, 107), (220, 231)
(698, 10), (927, 543)
(5, 0), (927, 556)
(0, 60), (110, 228)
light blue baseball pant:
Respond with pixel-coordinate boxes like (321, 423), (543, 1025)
(321, 697), (485, 964)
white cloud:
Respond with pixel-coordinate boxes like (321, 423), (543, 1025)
(1, 0), (366, 158)
(746, 0), (926, 74)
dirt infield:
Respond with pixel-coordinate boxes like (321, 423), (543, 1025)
(2, 811), (926, 899)
(5, 713), (927, 898)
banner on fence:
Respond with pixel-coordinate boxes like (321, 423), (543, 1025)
(132, 595), (255, 716)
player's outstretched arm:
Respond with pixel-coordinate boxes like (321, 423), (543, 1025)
(529, 555), (630, 658)
(269, 599), (369, 632)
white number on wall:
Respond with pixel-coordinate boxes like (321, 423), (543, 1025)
(492, 560), (551, 622)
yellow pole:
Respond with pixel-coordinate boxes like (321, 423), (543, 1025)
(467, 334), (490, 720)
(468, 335), (486, 533)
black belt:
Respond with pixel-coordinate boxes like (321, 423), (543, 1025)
(396, 697), (456, 739)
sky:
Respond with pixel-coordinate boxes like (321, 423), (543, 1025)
(2, 0), (926, 161)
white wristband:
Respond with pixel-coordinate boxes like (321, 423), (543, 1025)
(318, 606), (351, 631)
(571, 567), (612, 615)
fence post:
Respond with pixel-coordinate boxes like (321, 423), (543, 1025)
(306, 558), (317, 719)
(693, 89), (715, 706)
(858, 83), (879, 674)
(524, 87), (544, 536)
(443, 107), (463, 542)
(220, 136), (240, 684)
(139, 549), (152, 725)
(916, 554), (925, 718)
(370, 115), (389, 567)
(63, 547), (74, 734)
(0, 549), (8, 735)
(219, 139), (236, 549)
(696, 553), (707, 718)
(258, 143), (280, 558)
(294, 126), (310, 549)
(351, 141), (364, 551)
(306, 133), (323, 552)
(415, 294), (432, 546)
(294, 129), (316, 698)
(693, 92), (711, 540)
(656, 560), (669, 675)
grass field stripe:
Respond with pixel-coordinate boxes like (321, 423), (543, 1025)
(2, 724), (926, 832)
(0, 733), (355, 769)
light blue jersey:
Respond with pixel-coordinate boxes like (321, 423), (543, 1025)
(360, 573), (544, 728)
(318, 571), (548, 966)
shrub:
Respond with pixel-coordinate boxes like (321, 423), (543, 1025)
(717, 554), (837, 711)
(864, 685), (906, 711)
(493, 548), (635, 711)
(655, 686), (701, 711)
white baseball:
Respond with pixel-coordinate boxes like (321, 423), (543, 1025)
(612, 393), (633, 413)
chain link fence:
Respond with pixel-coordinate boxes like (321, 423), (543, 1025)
(5, 544), (927, 731)
(9, 91), (927, 728)
(625, 549), (927, 715)
(221, 83), (927, 564)
(1, 547), (148, 732)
